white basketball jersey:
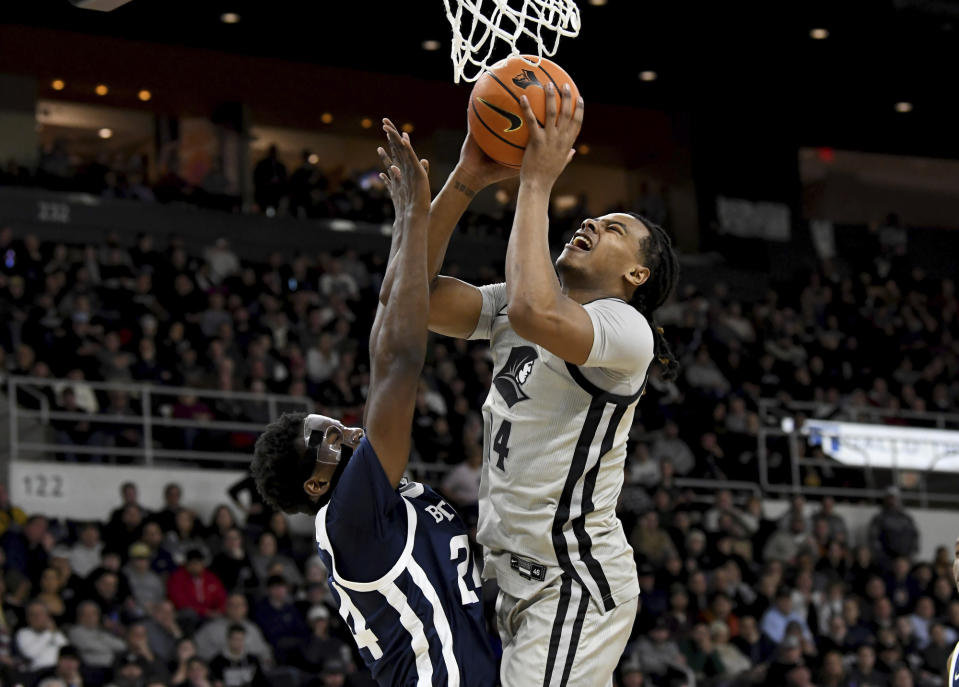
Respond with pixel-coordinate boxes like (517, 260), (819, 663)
(468, 283), (654, 613)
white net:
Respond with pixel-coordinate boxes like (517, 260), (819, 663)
(443, 0), (581, 83)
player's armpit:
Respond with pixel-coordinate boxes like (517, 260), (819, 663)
(508, 296), (594, 365)
(428, 276), (483, 339)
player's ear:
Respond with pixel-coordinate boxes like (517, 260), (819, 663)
(626, 263), (650, 288)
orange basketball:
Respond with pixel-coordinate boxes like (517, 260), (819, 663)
(467, 55), (581, 168)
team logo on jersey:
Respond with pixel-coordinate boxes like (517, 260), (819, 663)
(512, 69), (542, 90)
(493, 346), (537, 407)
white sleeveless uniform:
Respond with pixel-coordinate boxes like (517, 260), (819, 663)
(467, 283), (653, 687)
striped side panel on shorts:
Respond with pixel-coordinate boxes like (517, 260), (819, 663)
(543, 576), (591, 687)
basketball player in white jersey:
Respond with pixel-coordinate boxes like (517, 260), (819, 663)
(379, 84), (680, 686)
(948, 536), (959, 686)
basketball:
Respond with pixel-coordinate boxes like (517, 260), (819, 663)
(467, 54), (581, 168)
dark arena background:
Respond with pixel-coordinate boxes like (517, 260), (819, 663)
(0, 1), (958, 686)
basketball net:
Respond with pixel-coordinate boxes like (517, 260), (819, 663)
(443, 0), (581, 83)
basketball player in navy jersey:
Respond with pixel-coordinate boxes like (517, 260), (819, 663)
(378, 82), (680, 686)
(250, 122), (496, 687)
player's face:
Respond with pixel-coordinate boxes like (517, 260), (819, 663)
(556, 213), (651, 294)
(299, 415), (364, 505)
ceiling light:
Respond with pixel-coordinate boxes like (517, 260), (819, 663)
(360, 118), (373, 129)
(98, 128), (113, 139)
(402, 123), (414, 133)
(421, 40), (441, 51)
(220, 12), (240, 24)
(307, 153), (319, 165)
(639, 71), (657, 82)
(588, 0), (607, 5)
(894, 101), (913, 113)
(95, 84), (109, 96)
(577, 144), (590, 155)
(321, 112), (333, 124)
(137, 89), (152, 102)
(51, 79), (65, 91)
(809, 28), (829, 40)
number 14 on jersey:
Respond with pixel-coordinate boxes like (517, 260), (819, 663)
(483, 410), (512, 471)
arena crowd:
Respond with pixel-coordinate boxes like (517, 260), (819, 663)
(0, 151), (958, 686)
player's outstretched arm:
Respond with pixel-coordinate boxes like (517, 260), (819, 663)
(506, 82), (594, 364)
(365, 122), (432, 487)
(377, 127), (517, 338)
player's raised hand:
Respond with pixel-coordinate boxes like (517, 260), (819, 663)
(517, 81), (583, 188)
(377, 118), (430, 219)
(456, 127), (519, 189)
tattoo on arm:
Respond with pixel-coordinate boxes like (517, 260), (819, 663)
(453, 180), (476, 198)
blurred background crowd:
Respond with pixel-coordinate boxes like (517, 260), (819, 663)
(0, 171), (956, 686)
(2, 2), (959, 685)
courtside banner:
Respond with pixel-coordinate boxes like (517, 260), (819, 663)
(803, 420), (959, 472)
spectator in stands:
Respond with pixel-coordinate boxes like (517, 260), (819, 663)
(144, 600), (182, 663)
(440, 446), (482, 510)
(710, 620), (750, 677)
(910, 596), (935, 649)
(32, 645), (84, 687)
(136, 520), (174, 578)
(252, 145), (287, 215)
(251, 575), (309, 664)
(168, 637), (199, 686)
(194, 592), (271, 666)
(679, 622), (725, 682)
(106, 504), (146, 556)
(68, 600), (127, 668)
(164, 510), (209, 566)
(761, 586), (812, 645)
(869, 488), (920, 564)
(68, 522), (104, 579)
(155, 483), (183, 534)
(107, 652), (148, 687)
(204, 238), (241, 285)
(108, 483), (149, 531)
(295, 604), (352, 675)
(34, 567), (68, 626)
(763, 514), (812, 564)
(2, 514), (51, 580)
(204, 505), (238, 557)
(250, 532), (302, 590)
(650, 421), (696, 477)
(87, 564), (129, 630)
(846, 644), (886, 687)
(0, 483), (26, 537)
(812, 496), (848, 543)
(209, 528), (258, 594)
(314, 659), (349, 687)
(176, 655), (214, 687)
(124, 621), (170, 683)
(630, 616), (691, 686)
(15, 600), (68, 671)
(630, 511), (677, 569)
(124, 542), (166, 613)
(208, 624), (268, 687)
(166, 549), (226, 623)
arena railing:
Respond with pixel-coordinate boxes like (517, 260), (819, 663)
(5, 375), (312, 468)
(757, 398), (959, 508)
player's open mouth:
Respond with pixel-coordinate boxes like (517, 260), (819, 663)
(568, 233), (593, 252)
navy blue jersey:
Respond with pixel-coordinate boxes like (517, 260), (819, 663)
(314, 436), (496, 687)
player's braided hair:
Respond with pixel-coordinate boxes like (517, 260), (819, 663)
(251, 411), (318, 514)
(627, 212), (680, 381)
